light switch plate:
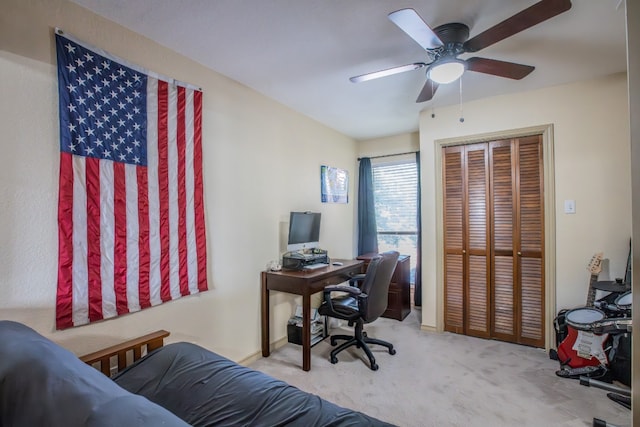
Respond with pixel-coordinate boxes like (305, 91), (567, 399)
(564, 199), (576, 214)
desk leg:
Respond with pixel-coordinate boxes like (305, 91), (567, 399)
(302, 293), (311, 371)
(261, 272), (270, 357)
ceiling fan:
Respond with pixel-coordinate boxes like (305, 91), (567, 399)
(350, 0), (572, 102)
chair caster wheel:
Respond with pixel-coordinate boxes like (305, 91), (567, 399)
(330, 356), (338, 364)
(330, 339), (337, 346)
(370, 363), (379, 371)
(389, 348), (396, 355)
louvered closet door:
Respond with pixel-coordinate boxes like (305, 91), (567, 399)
(443, 146), (465, 334)
(489, 140), (516, 341)
(489, 136), (544, 347)
(443, 144), (490, 337)
(443, 135), (544, 348)
(515, 136), (544, 347)
(464, 145), (490, 338)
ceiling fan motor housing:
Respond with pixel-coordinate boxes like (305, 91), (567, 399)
(429, 23), (470, 61)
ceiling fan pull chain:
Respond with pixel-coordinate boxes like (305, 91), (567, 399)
(431, 83), (436, 118)
(459, 77), (465, 123)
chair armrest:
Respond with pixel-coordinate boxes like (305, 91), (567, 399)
(324, 284), (362, 296)
(348, 274), (366, 287)
(322, 284), (362, 313)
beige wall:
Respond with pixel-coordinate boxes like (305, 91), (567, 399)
(358, 132), (420, 158)
(0, 0), (357, 361)
(419, 74), (631, 339)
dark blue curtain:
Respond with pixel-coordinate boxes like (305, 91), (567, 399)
(357, 158), (378, 255)
(414, 152), (422, 306)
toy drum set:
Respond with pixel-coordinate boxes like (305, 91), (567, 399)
(554, 281), (632, 387)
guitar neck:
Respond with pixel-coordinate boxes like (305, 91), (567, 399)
(586, 274), (598, 307)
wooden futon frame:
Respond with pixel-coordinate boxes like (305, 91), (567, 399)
(79, 330), (169, 376)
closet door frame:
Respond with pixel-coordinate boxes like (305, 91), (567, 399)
(435, 124), (556, 351)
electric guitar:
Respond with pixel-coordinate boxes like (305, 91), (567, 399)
(556, 253), (609, 369)
(585, 252), (603, 307)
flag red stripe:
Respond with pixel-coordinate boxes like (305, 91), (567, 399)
(157, 80), (172, 302)
(137, 166), (151, 309)
(113, 162), (129, 314)
(193, 90), (208, 291)
(177, 87), (189, 296)
(86, 157), (103, 321)
(56, 152), (75, 329)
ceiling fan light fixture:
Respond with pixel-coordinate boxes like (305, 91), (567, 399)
(428, 59), (466, 84)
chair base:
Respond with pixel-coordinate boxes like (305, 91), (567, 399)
(329, 323), (396, 371)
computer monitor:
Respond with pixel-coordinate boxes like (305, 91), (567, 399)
(287, 211), (321, 251)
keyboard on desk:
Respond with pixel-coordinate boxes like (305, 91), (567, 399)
(302, 263), (329, 270)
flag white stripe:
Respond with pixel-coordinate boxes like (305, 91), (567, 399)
(167, 84), (181, 300)
(100, 160), (117, 319)
(184, 89), (198, 294)
(125, 164), (141, 312)
(146, 78), (162, 306)
(71, 157), (89, 326)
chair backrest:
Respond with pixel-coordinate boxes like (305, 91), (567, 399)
(359, 251), (400, 322)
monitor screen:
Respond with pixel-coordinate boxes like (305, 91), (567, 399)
(287, 211), (321, 251)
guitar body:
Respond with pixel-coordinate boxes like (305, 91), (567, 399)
(556, 325), (608, 368)
(556, 255), (608, 369)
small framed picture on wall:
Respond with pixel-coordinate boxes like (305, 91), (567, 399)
(321, 165), (348, 204)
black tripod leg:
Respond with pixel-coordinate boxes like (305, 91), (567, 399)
(606, 393), (631, 410)
(593, 417), (624, 427)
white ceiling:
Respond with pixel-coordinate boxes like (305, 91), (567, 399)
(70, 0), (627, 141)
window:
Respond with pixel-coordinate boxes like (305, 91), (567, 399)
(372, 159), (418, 283)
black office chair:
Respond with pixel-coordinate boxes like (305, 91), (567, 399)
(318, 251), (400, 370)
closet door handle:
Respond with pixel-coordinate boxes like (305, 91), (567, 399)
(517, 252), (522, 256)
(462, 250), (466, 254)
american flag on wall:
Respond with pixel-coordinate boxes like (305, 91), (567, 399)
(55, 30), (208, 329)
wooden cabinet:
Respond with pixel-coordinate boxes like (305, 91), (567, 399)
(357, 254), (411, 321)
(442, 135), (544, 347)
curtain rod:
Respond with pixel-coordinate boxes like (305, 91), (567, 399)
(357, 150), (418, 161)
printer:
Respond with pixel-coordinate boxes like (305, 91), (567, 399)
(282, 249), (329, 270)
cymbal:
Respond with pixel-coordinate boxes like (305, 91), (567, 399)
(593, 280), (631, 292)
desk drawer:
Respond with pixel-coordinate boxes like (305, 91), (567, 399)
(312, 267), (360, 288)
(314, 275), (347, 288)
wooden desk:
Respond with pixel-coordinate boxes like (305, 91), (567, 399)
(261, 259), (363, 371)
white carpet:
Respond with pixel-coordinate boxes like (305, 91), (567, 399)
(250, 308), (630, 427)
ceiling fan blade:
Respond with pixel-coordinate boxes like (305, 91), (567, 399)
(350, 63), (427, 83)
(416, 79), (439, 103)
(463, 0), (572, 52)
(466, 57), (535, 80)
(388, 8), (443, 50)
